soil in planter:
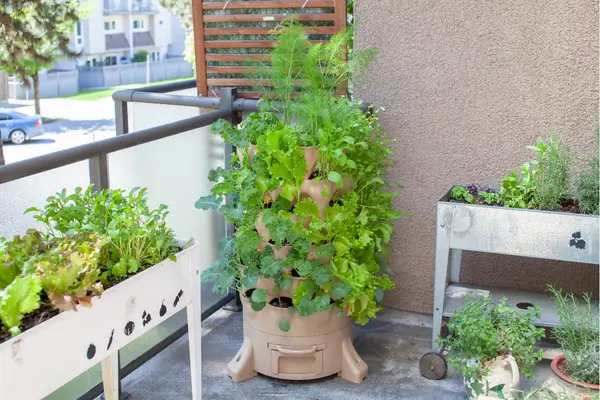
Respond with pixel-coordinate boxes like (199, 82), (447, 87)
(329, 199), (343, 207)
(0, 294), (59, 344)
(0, 244), (184, 345)
(270, 297), (294, 308)
(450, 185), (584, 213)
(267, 239), (292, 246)
(289, 269), (300, 278)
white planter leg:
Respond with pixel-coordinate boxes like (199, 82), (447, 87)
(187, 251), (202, 400)
(100, 354), (120, 400)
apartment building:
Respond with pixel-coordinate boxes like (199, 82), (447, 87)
(56, 0), (186, 69)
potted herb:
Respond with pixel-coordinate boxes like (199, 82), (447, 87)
(547, 285), (599, 397)
(0, 186), (201, 400)
(438, 296), (545, 400)
(197, 24), (404, 383)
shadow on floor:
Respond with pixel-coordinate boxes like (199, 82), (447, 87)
(121, 308), (552, 400)
(121, 309), (469, 400)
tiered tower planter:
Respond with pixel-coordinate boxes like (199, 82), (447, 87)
(227, 146), (368, 383)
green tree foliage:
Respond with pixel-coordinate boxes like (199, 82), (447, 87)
(0, 0), (89, 114)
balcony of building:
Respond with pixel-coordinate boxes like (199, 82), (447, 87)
(103, 0), (158, 15)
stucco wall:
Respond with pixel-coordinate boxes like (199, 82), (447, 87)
(355, 0), (599, 314)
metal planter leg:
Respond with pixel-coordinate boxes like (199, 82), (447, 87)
(432, 206), (452, 351)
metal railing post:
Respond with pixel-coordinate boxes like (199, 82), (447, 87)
(115, 100), (129, 136)
(219, 88), (243, 312)
(89, 153), (110, 192)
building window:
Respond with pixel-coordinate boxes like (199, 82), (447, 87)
(133, 20), (144, 29)
(104, 56), (117, 66)
(75, 22), (83, 45)
(104, 21), (116, 31)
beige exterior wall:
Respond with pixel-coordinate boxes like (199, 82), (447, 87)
(355, 0), (599, 314)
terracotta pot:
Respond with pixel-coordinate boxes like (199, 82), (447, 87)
(550, 354), (600, 396)
(227, 292), (368, 384)
(237, 144), (258, 165)
(290, 213), (312, 230)
(300, 179), (337, 219)
(257, 242), (293, 260)
(308, 245), (332, 265)
(300, 146), (319, 179)
(335, 177), (354, 198)
(251, 275), (307, 297)
(463, 355), (520, 400)
(255, 213), (270, 241)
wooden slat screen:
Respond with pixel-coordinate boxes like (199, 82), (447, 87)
(191, 0), (347, 98)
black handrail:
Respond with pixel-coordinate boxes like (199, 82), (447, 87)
(0, 110), (229, 184)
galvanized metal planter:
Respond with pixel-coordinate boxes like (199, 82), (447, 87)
(432, 187), (599, 352)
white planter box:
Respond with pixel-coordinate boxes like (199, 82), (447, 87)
(0, 241), (203, 400)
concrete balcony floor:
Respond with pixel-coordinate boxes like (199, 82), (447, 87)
(119, 308), (553, 400)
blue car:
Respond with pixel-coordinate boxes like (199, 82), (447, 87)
(0, 110), (44, 145)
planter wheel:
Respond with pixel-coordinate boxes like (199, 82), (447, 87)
(419, 344), (447, 380)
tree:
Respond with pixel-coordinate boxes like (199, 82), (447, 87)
(157, 0), (195, 65)
(0, 0), (88, 115)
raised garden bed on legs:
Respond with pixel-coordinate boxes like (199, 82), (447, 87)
(432, 187), (599, 355)
(0, 241), (202, 400)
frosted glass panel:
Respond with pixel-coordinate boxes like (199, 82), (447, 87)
(0, 162), (90, 239)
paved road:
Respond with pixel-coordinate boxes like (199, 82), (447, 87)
(0, 98), (117, 238)
(1, 97), (117, 163)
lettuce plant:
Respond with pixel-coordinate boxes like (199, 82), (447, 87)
(0, 186), (180, 339)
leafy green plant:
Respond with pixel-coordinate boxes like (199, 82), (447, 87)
(548, 285), (600, 385)
(528, 133), (571, 211)
(451, 186), (475, 204)
(575, 155), (599, 214)
(437, 296), (544, 380)
(0, 185), (183, 340)
(575, 126), (599, 215)
(497, 161), (539, 209)
(0, 229), (45, 288)
(0, 274), (43, 336)
(132, 50), (149, 63)
(25, 186), (178, 282)
(33, 236), (105, 311)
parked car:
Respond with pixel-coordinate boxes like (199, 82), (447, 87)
(0, 110), (44, 145)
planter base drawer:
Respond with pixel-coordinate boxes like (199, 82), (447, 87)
(268, 343), (326, 379)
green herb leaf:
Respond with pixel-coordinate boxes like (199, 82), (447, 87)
(278, 316), (291, 332)
(0, 275), (42, 335)
(327, 171), (343, 188)
(282, 277), (293, 291)
(251, 288), (268, 303)
(195, 195), (222, 210)
(331, 282), (352, 298)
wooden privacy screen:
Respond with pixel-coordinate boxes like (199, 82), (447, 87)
(191, 0), (347, 99)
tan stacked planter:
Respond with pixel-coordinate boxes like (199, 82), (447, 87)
(227, 146), (368, 384)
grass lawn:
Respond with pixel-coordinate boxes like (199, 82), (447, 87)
(59, 76), (194, 101)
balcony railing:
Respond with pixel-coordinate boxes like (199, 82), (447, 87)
(103, 0), (128, 13)
(104, 0), (158, 14)
(0, 80), (259, 399)
(132, 0), (158, 12)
